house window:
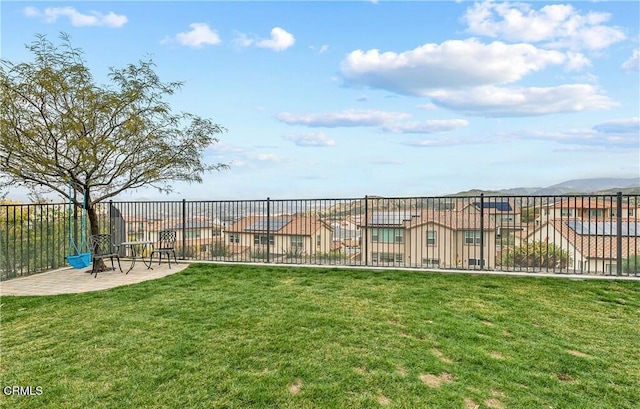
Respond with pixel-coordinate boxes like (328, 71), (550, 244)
(464, 230), (482, 245)
(469, 258), (485, 267)
(291, 235), (304, 248)
(372, 228), (404, 243)
(588, 209), (604, 218)
(426, 231), (436, 245)
(316, 235), (321, 246)
(422, 258), (440, 266)
(254, 234), (274, 245)
(187, 230), (200, 239)
(127, 222), (144, 240)
(228, 233), (239, 243)
(375, 252), (403, 263)
(606, 264), (617, 274)
(212, 229), (222, 237)
(560, 209), (574, 217)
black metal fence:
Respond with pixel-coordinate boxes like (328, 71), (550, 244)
(2, 193), (639, 280)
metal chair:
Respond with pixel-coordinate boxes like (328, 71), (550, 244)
(89, 234), (122, 277)
(150, 230), (178, 268)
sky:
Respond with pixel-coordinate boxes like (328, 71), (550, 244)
(2, 0), (639, 201)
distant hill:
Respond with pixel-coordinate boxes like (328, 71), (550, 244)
(453, 177), (640, 196)
(533, 177), (640, 195)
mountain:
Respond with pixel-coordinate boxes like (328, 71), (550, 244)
(453, 177), (640, 196)
(533, 177), (640, 195)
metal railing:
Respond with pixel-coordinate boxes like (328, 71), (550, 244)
(2, 193), (639, 280)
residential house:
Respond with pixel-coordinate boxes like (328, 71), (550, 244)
(360, 210), (496, 268)
(168, 219), (225, 257)
(225, 215), (333, 258)
(463, 201), (523, 244)
(525, 219), (639, 274)
(538, 198), (637, 223)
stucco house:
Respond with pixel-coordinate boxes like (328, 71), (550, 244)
(225, 215), (333, 258)
(538, 198), (637, 223)
(360, 210), (496, 268)
(525, 218), (639, 273)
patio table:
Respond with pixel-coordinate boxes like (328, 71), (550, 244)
(119, 240), (154, 273)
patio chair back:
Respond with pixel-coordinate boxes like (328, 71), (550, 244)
(89, 234), (122, 277)
(90, 234), (117, 256)
(150, 230), (178, 268)
(157, 230), (177, 250)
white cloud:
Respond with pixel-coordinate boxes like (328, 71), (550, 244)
(518, 126), (639, 148)
(340, 39), (570, 95)
(284, 132), (336, 147)
(232, 32), (254, 48)
(593, 117), (640, 134)
(428, 84), (617, 117)
(564, 52), (591, 71)
(622, 50), (640, 72)
(255, 27), (295, 51)
(382, 119), (469, 134)
(463, 1), (626, 51)
(23, 6), (127, 27)
(309, 44), (329, 55)
(170, 23), (221, 48)
(251, 153), (284, 163)
(276, 109), (411, 127)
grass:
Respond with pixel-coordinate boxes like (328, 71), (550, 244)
(1, 264), (639, 408)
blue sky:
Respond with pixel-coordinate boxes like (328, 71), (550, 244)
(2, 1), (639, 201)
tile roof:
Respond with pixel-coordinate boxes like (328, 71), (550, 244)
(225, 215), (332, 236)
(527, 218), (640, 260)
(360, 209), (495, 230)
(546, 198), (632, 210)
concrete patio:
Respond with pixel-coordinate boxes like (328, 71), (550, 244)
(0, 260), (189, 296)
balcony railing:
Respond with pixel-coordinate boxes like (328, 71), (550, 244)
(2, 193), (639, 280)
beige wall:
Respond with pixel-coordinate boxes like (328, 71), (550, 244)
(231, 226), (332, 256)
(363, 224), (496, 268)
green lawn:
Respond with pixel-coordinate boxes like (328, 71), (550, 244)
(1, 264), (639, 409)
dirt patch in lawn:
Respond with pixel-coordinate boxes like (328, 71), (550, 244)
(432, 348), (453, 364)
(490, 351), (504, 359)
(288, 379), (303, 395)
(485, 398), (504, 409)
(420, 372), (454, 388)
(464, 397), (480, 409)
(567, 349), (591, 358)
(396, 366), (408, 376)
(377, 395), (391, 405)
(354, 367), (368, 375)
(485, 390), (505, 409)
(557, 373), (575, 382)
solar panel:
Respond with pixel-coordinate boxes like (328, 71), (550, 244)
(566, 221), (639, 237)
(245, 217), (292, 232)
(370, 212), (419, 225)
(473, 202), (512, 211)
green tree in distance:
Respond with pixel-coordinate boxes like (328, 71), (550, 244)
(501, 241), (572, 269)
(0, 34), (227, 269)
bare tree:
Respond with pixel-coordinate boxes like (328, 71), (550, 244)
(0, 34), (228, 265)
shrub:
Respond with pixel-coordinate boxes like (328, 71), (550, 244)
(501, 241), (572, 269)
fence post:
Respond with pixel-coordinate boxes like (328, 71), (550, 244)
(364, 195), (368, 266)
(108, 200), (113, 237)
(479, 193), (484, 270)
(266, 197), (271, 263)
(181, 199), (186, 260)
(616, 192), (622, 276)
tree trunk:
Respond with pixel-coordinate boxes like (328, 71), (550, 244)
(86, 202), (108, 272)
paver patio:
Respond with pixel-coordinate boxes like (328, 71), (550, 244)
(0, 261), (189, 296)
